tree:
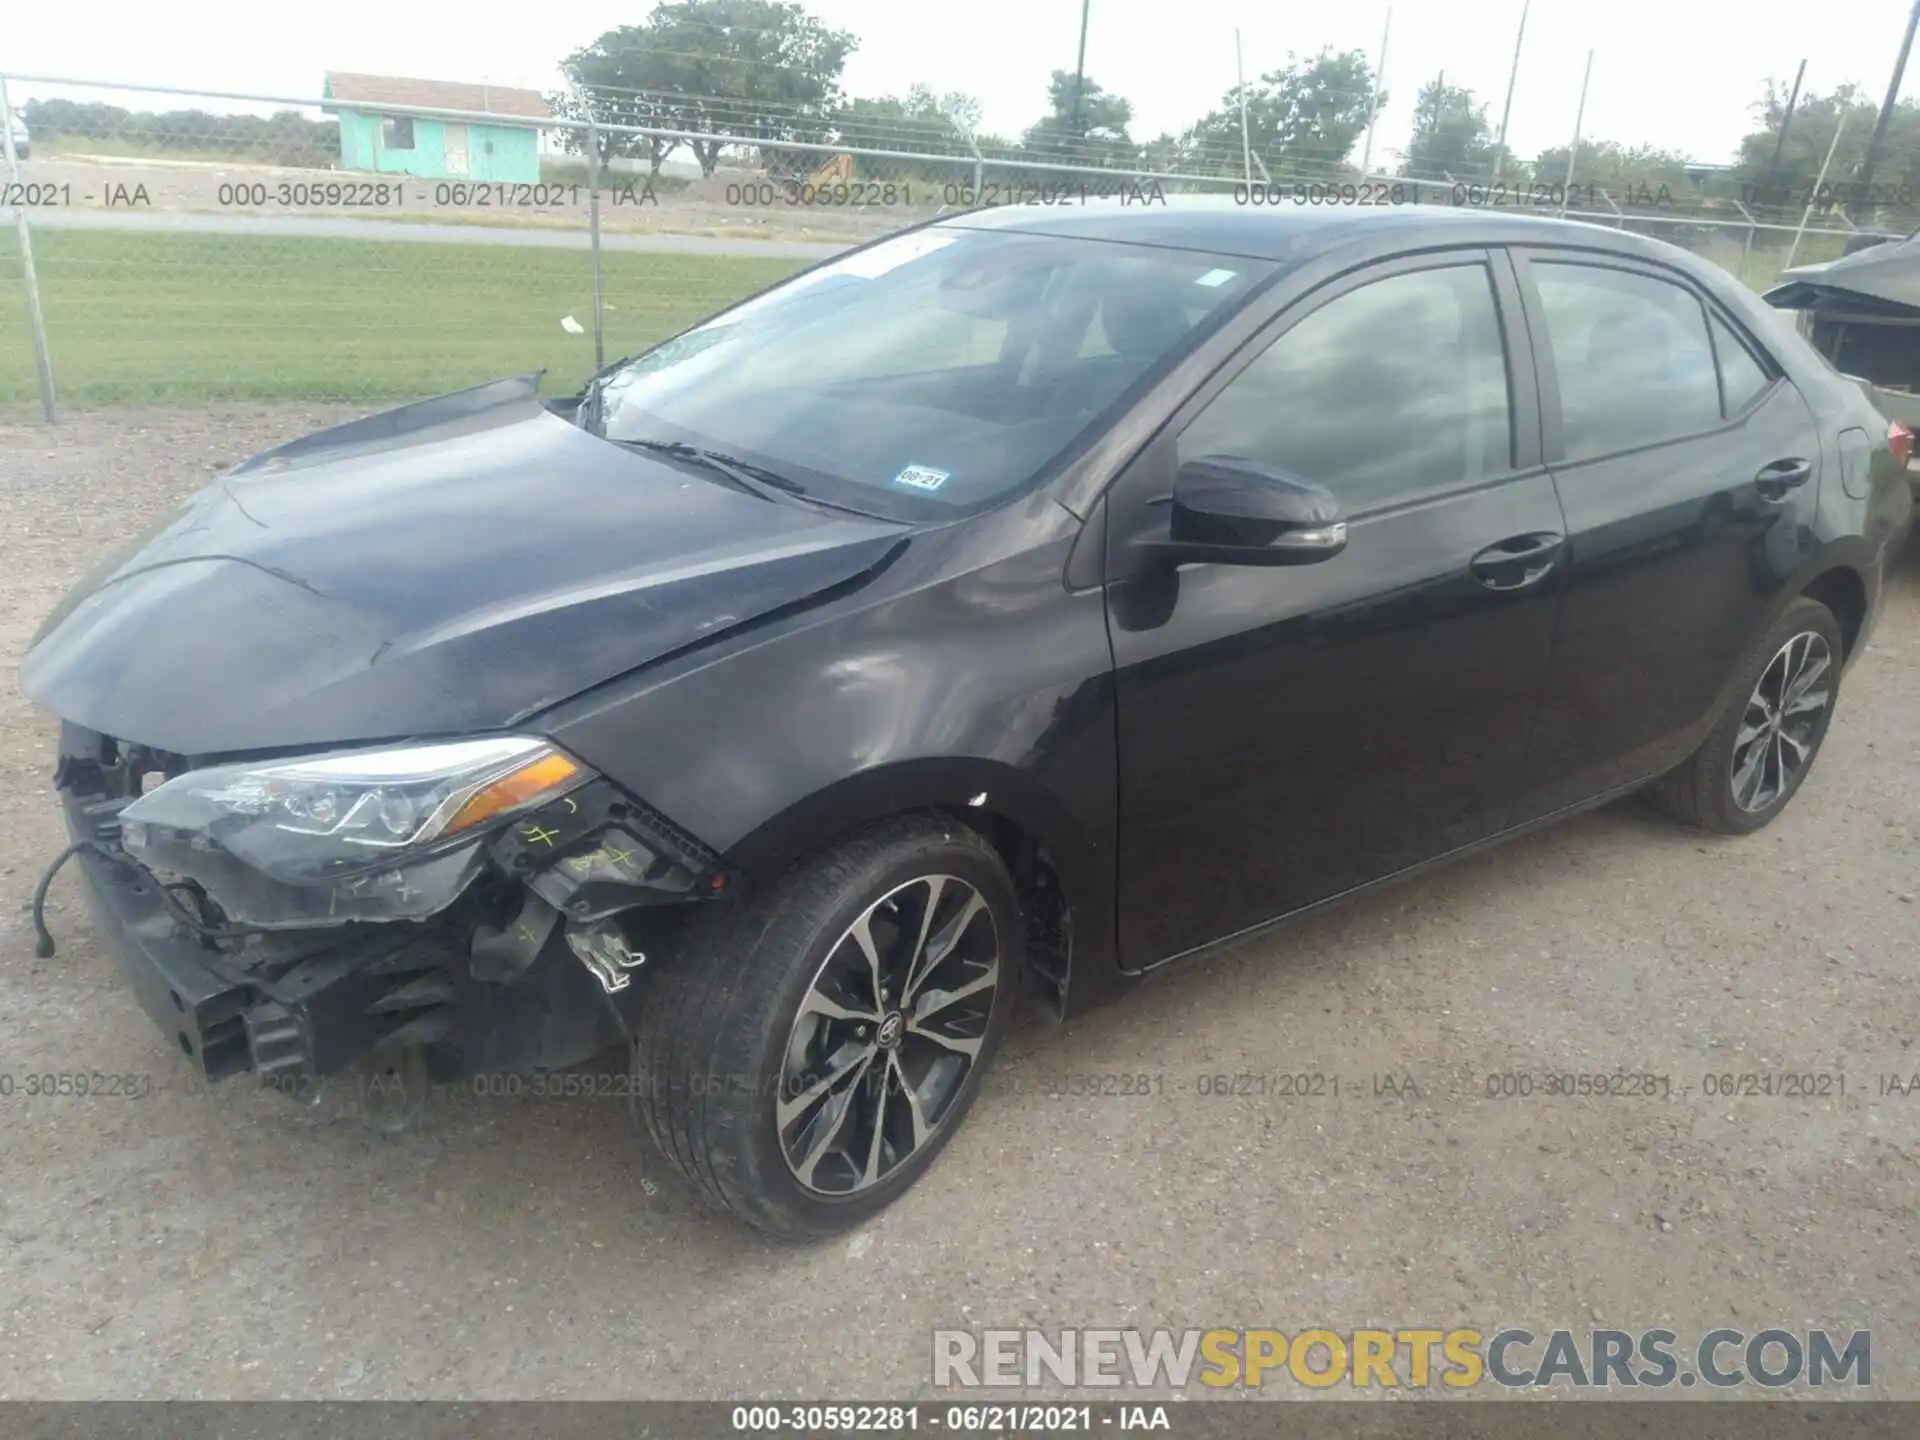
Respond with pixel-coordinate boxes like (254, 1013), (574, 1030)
(556, 0), (857, 177)
(20, 99), (339, 167)
(1532, 140), (1693, 197)
(1398, 81), (1503, 182)
(546, 84), (684, 177)
(1179, 49), (1380, 180)
(1021, 71), (1138, 169)
(833, 85), (979, 156)
(1138, 131), (1189, 174)
(1730, 81), (1920, 216)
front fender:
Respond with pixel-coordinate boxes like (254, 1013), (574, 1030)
(542, 502), (1127, 1015)
(727, 756), (1089, 880)
(724, 755), (1120, 1014)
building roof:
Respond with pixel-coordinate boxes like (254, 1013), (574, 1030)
(323, 72), (549, 120)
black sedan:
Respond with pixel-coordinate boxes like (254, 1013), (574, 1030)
(21, 200), (1913, 1237)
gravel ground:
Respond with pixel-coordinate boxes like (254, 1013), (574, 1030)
(1, 405), (1917, 1401)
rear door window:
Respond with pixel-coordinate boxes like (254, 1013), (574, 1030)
(1532, 262), (1722, 461)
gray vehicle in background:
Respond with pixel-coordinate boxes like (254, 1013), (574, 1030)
(1769, 231), (1920, 481)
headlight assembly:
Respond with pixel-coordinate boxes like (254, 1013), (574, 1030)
(119, 737), (591, 927)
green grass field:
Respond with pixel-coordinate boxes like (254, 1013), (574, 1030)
(0, 228), (808, 406)
(0, 221), (1850, 410)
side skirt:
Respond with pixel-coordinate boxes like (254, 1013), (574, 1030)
(1123, 775), (1656, 980)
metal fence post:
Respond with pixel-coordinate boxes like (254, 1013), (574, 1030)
(1734, 198), (1758, 277)
(959, 129), (983, 200)
(1786, 113), (1848, 273)
(1235, 30), (1253, 187)
(1360, 7), (1392, 177)
(1559, 51), (1593, 218)
(1492, 0), (1531, 180)
(1, 74), (58, 423)
(585, 117), (606, 373)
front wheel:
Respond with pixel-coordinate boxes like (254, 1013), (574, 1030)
(1645, 596), (1844, 834)
(635, 814), (1020, 1238)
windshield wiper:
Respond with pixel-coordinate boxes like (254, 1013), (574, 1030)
(576, 364), (629, 437)
(617, 437), (810, 505)
(577, 373), (607, 435)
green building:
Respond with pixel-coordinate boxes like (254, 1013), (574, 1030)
(323, 72), (548, 183)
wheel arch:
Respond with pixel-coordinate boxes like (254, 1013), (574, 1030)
(722, 758), (1121, 1019)
(1679, 541), (1876, 769)
(1800, 563), (1870, 661)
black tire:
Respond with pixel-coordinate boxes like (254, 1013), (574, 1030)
(634, 814), (1021, 1238)
(1645, 596), (1844, 834)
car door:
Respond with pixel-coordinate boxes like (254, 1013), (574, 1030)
(1102, 248), (1568, 969)
(1505, 249), (1826, 824)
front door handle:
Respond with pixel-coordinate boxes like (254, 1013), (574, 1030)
(1470, 532), (1565, 592)
(1754, 457), (1813, 500)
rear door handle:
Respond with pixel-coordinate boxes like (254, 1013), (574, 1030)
(1469, 532), (1565, 592)
(1753, 457), (1813, 500)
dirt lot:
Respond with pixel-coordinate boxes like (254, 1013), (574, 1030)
(1, 405), (1918, 1401)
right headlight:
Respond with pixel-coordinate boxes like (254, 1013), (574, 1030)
(120, 736), (592, 927)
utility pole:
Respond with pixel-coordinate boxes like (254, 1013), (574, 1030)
(1068, 0), (1092, 147)
(1491, 0), (1530, 180)
(1858, 0), (1920, 201)
(1767, 59), (1807, 178)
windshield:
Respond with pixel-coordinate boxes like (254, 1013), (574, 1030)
(594, 226), (1272, 514)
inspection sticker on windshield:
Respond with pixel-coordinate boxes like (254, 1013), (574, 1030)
(1195, 268), (1238, 287)
(892, 464), (952, 492)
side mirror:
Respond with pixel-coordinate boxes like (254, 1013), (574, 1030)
(1138, 455), (1348, 566)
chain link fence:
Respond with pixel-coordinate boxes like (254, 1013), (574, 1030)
(1, 73), (1909, 419)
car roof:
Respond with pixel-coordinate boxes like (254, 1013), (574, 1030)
(936, 192), (1688, 268)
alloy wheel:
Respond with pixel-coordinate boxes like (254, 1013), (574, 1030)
(1730, 630), (1833, 814)
(777, 874), (1000, 1196)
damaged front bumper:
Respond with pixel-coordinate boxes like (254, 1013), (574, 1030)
(50, 725), (732, 1093)
(68, 832), (473, 1085)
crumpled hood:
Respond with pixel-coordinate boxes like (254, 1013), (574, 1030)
(21, 377), (905, 756)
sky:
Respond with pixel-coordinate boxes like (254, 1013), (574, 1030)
(5, 0), (1919, 169)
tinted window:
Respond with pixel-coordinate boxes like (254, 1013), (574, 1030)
(1534, 263), (1721, 459)
(1711, 314), (1773, 414)
(595, 228), (1270, 514)
(1178, 264), (1512, 510)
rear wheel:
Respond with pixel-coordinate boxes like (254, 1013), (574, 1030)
(1646, 596), (1843, 834)
(635, 815), (1019, 1238)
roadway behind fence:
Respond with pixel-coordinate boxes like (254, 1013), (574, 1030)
(0, 74), (1905, 419)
